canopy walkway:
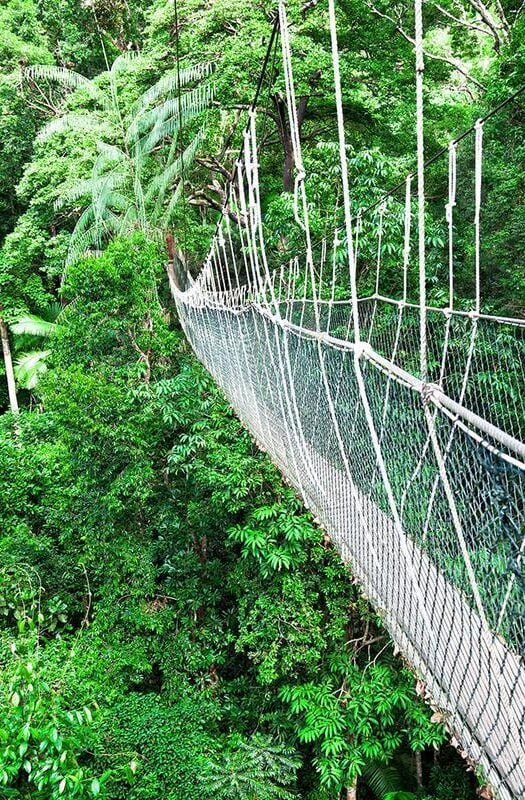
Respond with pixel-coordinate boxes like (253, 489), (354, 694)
(170, 2), (525, 797)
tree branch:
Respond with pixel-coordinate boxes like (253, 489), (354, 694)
(188, 190), (246, 227)
(432, 2), (494, 36)
(366, 2), (486, 90)
(464, 0), (507, 49)
(195, 157), (234, 183)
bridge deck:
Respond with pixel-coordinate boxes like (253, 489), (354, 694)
(179, 302), (525, 800)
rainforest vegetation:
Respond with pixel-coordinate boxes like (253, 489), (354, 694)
(0, 0), (524, 798)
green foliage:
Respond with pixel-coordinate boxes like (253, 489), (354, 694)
(0, 630), (102, 798)
(204, 735), (300, 800)
(0, 1), (53, 243)
(106, 692), (213, 800)
(0, 0), (51, 72)
(280, 663), (445, 792)
(228, 500), (317, 575)
(27, 56), (213, 265)
(0, 229), (457, 799)
(422, 763), (478, 800)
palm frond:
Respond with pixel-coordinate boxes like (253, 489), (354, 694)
(55, 168), (120, 210)
(71, 206), (95, 237)
(95, 141), (127, 164)
(92, 173), (129, 225)
(146, 129), (203, 207)
(159, 179), (184, 228)
(66, 223), (104, 267)
(362, 763), (403, 799)
(128, 83), (214, 151)
(10, 315), (57, 337)
(120, 205), (139, 230)
(103, 191), (131, 213)
(135, 62), (214, 111)
(55, 178), (96, 211)
(14, 350), (51, 390)
(55, 170), (128, 212)
(106, 208), (127, 235)
(25, 65), (111, 109)
(110, 51), (141, 75)
(37, 113), (106, 142)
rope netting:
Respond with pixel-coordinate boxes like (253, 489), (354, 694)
(170, 1), (525, 796)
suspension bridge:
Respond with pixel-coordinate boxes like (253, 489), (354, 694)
(170, 1), (525, 797)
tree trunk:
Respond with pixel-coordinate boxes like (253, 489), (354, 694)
(415, 750), (424, 788)
(0, 317), (19, 415)
(272, 93), (310, 193)
(346, 778), (357, 800)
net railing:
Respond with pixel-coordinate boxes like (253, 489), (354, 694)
(170, 2), (525, 797)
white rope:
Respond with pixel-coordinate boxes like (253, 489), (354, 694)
(375, 201), (386, 298)
(446, 141), (457, 309)
(279, 0), (321, 334)
(327, 0), (360, 345)
(474, 119), (484, 314)
(414, 0), (427, 381)
(403, 175), (412, 302)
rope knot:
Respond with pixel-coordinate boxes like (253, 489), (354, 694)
(421, 382), (434, 406)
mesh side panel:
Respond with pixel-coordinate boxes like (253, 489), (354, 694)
(176, 298), (525, 800)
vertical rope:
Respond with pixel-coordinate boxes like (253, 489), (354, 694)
(327, 0), (360, 345)
(375, 201), (386, 298)
(446, 142), (457, 309)
(278, 0), (321, 334)
(474, 119), (484, 314)
(173, 0), (190, 269)
(403, 175), (412, 302)
(414, 0), (426, 381)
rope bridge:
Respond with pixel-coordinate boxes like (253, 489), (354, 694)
(170, 2), (525, 796)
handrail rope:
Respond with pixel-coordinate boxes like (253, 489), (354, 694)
(414, 0), (426, 382)
(327, 0), (360, 344)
